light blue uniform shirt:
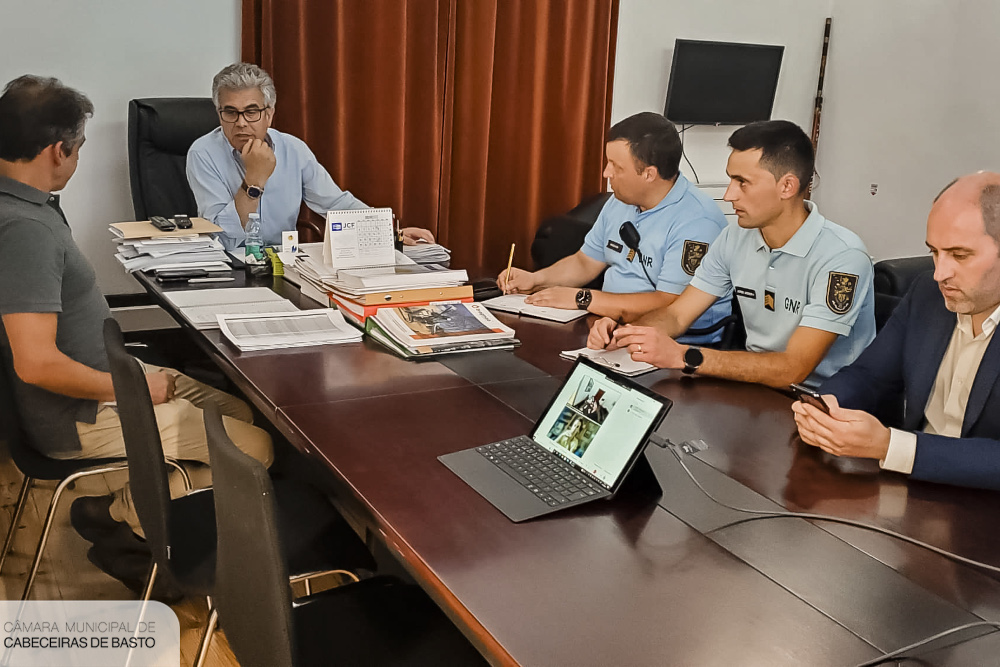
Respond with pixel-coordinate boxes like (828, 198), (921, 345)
(580, 174), (732, 343)
(690, 201), (876, 385)
(187, 127), (367, 251)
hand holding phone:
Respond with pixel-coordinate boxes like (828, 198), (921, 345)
(789, 383), (830, 414)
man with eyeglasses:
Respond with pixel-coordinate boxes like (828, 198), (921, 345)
(187, 62), (433, 251)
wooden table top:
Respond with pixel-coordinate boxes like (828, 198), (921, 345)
(137, 271), (1000, 666)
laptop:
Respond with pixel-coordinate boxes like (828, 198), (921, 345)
(439, 357), (672, 522)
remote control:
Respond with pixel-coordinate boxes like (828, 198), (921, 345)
(173, 214), (193, 229)
(150, 216), (176, 231)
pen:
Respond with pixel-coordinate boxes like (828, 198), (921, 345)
(504, 243), (515, 294)
(188, 277), (236, 283)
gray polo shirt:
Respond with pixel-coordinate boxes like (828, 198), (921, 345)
(0, 176), (111, 454)
(690, 201), (876, 386)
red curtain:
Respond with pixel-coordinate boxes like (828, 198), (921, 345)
(243, 0), (618, 274)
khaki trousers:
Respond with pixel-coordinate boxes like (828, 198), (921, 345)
(61, 365), (273, 534)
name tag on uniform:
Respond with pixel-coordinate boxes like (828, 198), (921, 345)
(606, 240), (623, 253)
(735, 286), (756, 299)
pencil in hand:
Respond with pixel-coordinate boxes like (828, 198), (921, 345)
(503, 243), (515, 294)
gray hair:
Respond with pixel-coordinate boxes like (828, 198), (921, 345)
(211, 63), (276, 108)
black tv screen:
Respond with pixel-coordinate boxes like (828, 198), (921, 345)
(664, 39), (784, 125)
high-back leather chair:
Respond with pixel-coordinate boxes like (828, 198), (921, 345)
(873, 256), (934, 330)
(127, 97), (219, 220)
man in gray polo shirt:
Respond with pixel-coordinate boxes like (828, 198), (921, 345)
(0, 76), (272, 583)
(587, 120), (875, 388)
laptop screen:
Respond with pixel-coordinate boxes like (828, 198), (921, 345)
(530, 358), (670, 489)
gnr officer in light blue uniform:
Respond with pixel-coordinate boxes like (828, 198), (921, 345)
(588, 120), (876, 388)
(499, 112), (731, 344)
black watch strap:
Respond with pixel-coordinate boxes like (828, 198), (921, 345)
(575, 289), (593, 311)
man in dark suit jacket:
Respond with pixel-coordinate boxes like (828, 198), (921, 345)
(793, 172), (1000, 491)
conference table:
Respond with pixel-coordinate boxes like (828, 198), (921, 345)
(136, 271), (1000, 666)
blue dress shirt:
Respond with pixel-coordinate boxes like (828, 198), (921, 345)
(187, 127), (367, 251)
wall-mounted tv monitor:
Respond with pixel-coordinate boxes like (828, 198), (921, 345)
(664, 39), (784, 125)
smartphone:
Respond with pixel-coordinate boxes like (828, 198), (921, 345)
(789, 383), (830, 414)
(155, 268), (208, 282)
(172, 214), (193, 229)
(150, 215), (176, 231)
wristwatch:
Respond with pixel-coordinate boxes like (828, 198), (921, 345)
(241, 180), (264, 200)
(682, 346), (703, 374)
(575, 289), (593, 311)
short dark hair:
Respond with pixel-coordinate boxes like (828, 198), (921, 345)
(728, 120), (814, 195)
(607, 112), (681, 180)
(0, 75), (93, 161)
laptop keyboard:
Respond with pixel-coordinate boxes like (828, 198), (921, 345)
(477, 435), (605, 507)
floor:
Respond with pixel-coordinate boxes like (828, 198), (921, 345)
(0, 453), (240, 667)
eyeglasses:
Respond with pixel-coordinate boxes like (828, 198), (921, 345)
(218, 107), (269, 123)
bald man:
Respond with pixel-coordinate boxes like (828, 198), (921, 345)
(793, 172), (1000, 491)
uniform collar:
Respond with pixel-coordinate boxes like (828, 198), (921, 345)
(0, 175), (51, 206)
(754, 200), (824, 256)
(634, 173), (690, 219)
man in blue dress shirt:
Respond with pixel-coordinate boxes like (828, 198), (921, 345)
(589, 120), (875, 388)
(498, 112), (731, 341)
(187, 63), (433, 252)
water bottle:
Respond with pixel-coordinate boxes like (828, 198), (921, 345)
(245, 213), (264, 265)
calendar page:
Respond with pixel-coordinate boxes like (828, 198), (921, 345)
(322, 208), (396, 269)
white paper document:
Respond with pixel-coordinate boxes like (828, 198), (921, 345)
(218, 309), (363, 351)
(483, 294), (589, 323)
(559, 346), (657, 377)
(163, 288), (298, 330)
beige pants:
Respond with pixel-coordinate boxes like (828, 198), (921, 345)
(61, 365), (273, 534)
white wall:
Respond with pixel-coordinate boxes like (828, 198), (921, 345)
(0, 0), (240, 294)
(816, 0), (1000, 260)
(613, 0), (835, 186)
(613, 0), (1000, 260)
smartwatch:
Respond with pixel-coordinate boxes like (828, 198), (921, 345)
(682, 346), (703, 374)
(575, 289), (593, 311)
(242, 180), (264, 200)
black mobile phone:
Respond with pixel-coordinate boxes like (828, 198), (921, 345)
(155, 268), (209, 282)
(789, 383), (830, 414)
(150, 215), (176, 231)
(173, 214), (193, 229)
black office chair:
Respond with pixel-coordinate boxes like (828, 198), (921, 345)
(873, 256), (933, 330)
(205, 401), (487, 667)
(530, 192), (612, 289)
(0, 346), (130, 601)
(127, 97), (219, 221)
(103, 318), (377, 667)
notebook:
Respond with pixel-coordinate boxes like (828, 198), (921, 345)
(439, 357), (671, 522)
(482, 294), (589, 323)
(559, 346), (657, 377)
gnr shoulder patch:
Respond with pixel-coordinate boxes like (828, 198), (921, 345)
(682, 240), (709, 276)
(826, 272), (859, 314)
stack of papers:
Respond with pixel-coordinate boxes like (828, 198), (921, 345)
(483, 294), (589, 323)
(367, 302), (518, 358)
(559, 347), (656, 377)
(293, 243), (471, 306)
(114, 236), (230, 273)
(218, 309), (362, 351)
(162, 288), (299, 330)
(402, 242), (451, 265)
